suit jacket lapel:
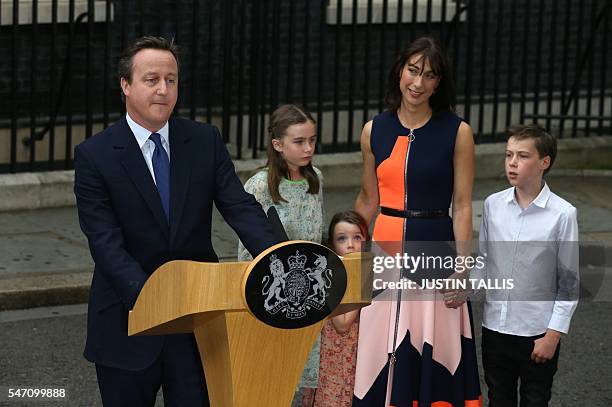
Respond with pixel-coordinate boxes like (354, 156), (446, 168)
(113, 117), (170, 237)
(169, 118), (193, 245)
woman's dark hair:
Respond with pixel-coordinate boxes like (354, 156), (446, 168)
(266, 104), (319, 204)
(326, 211), (370, 250)
(385, 36), (456, 114)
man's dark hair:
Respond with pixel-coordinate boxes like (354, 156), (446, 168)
(507, 124), (558, 175)
(118, 36), (179, 83)
(385, 36), (456, 115)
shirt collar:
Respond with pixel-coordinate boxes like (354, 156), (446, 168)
(532, 182), (551, 208)
(505, 181), (551, 209)
(125, 113), (170, 149)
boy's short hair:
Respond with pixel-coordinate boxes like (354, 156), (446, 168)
(506, 124), (557, 175)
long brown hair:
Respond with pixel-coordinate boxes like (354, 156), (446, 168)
(385, 36), (455, 114)
(266, 104), (320, 203)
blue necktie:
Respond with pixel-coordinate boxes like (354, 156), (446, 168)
(149, 133), (170, 223)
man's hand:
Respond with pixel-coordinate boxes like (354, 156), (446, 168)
(531, 329), (561, 363)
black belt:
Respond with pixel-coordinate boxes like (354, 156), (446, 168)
(381, 207), (448, 219)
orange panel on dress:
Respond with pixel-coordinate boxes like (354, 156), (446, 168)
(373, 136), (411, 245)
(405, 396), (483, 406)
(377, 136), (409, 210)
(372, 215), (404, 245)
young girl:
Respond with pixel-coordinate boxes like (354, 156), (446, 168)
(236, 104), (323, 407)
(314, 211), (369, 407)
(237, 104), (322, 261)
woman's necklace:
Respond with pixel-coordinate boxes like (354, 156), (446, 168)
(408, 128), (415, 142)
(398, 108), (432, 143)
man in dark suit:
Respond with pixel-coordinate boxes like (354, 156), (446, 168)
(74, 36), (278, 406)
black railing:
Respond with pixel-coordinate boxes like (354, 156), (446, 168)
(1, 0), (611, 173)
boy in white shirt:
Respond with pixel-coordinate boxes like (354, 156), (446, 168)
(477, 124), (579, 406)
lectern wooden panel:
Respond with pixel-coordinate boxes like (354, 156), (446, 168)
(128, 241), (373, 407)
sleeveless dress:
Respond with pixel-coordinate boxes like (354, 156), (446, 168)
(353, 110), (482, 406)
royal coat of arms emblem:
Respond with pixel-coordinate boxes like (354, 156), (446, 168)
(261, 250), (333, 319)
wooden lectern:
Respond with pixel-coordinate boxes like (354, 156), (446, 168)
(128, 241), (373, 407)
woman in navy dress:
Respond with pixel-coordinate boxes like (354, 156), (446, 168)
(353, 37), (482, 406)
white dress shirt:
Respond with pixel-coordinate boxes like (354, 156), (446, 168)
(475, 183), (579, 336)
(126, 113), (170, 185)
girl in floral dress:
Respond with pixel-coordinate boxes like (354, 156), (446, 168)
(314, 211), (369, 407)
(237, 104), (323, 406)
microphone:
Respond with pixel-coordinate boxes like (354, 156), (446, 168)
(266, 206), (289, 242)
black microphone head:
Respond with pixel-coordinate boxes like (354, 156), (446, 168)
(266, 206), (289, 242)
